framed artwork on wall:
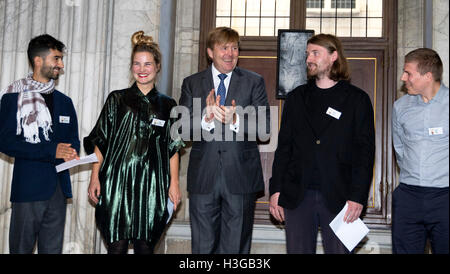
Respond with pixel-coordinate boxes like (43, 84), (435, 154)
(276, 29), (314, 99)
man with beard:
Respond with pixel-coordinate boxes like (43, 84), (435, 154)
(269, 34), (375, 253)
(0, 34), (80, 254)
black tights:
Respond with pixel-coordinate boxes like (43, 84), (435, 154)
(107, 239), (154, 254)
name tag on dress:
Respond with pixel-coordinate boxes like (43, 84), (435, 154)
(59, 116), (70, 124)
(326, 107), (342, 120)
(151, 118), (166, 127)
(429, 127), (444, 135)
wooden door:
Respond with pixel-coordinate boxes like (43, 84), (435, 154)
(237, 52), (278, 223)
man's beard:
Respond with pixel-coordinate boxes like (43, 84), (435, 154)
(307, 67), (316, 78)
(307, 63), (330, 79)
(41, 65), (61, 81)
(307, 63), (320, 78)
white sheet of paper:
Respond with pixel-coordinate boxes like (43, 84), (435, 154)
(329, 203), (370, 252)
(55, 153), (98, 173)
(167, 198), (174, 224)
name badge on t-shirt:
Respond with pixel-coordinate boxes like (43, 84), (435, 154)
(151, 118), (166, 127)
(326, 107), (342, 120)
(59, 116), (70, 124)
(429, 127), (444, 135)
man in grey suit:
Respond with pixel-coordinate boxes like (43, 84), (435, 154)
(179, 27), (270, 254)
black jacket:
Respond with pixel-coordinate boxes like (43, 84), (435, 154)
(269, 80), (375, 213)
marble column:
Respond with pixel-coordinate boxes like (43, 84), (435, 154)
(433, 0), (449, 87)
(158, 0), (177, 96)
(397, 0), (449, 98)
(397, 0), (425, 98)
(171, 0), (201, 223)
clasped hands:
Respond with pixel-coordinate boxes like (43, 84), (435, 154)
(205, 89), (236, 125)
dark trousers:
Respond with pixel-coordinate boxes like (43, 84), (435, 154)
(189, 172), (256, 254)
(284, 189), (349, 254)
(392, 183), (449, 254)
(9, 183), (67, 254)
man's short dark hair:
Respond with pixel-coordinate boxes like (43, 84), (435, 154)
(405, 48), (443, 83)
(27, 34), (66, 69)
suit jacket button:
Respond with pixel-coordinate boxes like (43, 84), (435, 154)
(316, 140), (321, 145)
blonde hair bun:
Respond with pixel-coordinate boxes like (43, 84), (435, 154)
(131, 31), (154, 47)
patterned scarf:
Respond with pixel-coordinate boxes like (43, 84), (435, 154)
(0, 73), (54, 143)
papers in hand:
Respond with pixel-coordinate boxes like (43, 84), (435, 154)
(55, 153), (98, 173)
(329, 203), (370, 252)
(167, 198), (174, 224)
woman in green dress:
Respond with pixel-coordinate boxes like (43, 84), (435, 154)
(84, 31), (183, 254)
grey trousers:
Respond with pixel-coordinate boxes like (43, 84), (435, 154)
(189, 174), (256, 254)
(9, 183), (67, 254)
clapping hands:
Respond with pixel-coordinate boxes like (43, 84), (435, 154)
(205, 89), (236, 124)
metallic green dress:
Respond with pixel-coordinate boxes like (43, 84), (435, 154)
(84, 83), (184, 245)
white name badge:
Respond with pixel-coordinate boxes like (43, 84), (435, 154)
(151, 118), (166, 127)
(59, 116), (70, 124)
(326, 107), (342, 120)
(429, 127), (444, 135)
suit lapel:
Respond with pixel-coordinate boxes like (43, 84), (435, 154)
(202, 66), (215, 100)
(224, 67), (242, 106)
(51, 92), (59, 139)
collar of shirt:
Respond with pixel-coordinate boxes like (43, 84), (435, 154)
(415, 83), (448, 105)
(211, 63), (233, 97)
(432, 83), (448, 103)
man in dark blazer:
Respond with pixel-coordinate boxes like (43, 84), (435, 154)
(0, 34), (80, 254)
(269, 34), (375, 254)
(179, 27), (270, 254)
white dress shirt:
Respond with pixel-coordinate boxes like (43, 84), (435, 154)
(201, 64), (240, 133)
